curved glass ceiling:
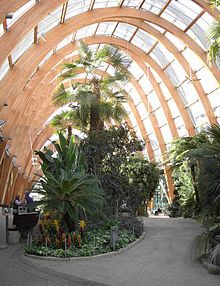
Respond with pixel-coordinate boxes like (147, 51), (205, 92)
(0, 0), (219, 169)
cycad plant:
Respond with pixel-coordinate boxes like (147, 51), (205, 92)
(35, 133), (103, 232)
(52, 41), (130, 131)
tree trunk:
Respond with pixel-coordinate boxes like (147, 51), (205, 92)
(63, 213), (75, 232)
(67, 125), (72, 145)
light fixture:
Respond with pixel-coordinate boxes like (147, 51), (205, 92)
(6, 13), (13, 19)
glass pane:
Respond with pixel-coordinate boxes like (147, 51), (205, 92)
(136, 102), (148, 120)
(165, 32), (185, 51)
(0, 24), (4, 37)
(149, 133), (159, 150)
(56, 34), (73, 50)
(129, 112), (138, 128)
(0, 59), (10, 81)
(129, 88), (141, 105)
(174, 116), (188, 136)
(159, 82), (171, 100)
(138, 75), (152, 95)
(114, 23), (137, 41)
(38, 6), (62, 35)
(167, 98), (181, 118)
(160, 125), (173, 144)
(11, 30), (34, 63)
(132, 30), (156, 53)
(123, 0), (141, 8)
(182, 48), (204, 71)
(142, 0), (167, 14)
(177, 81), (199, 105)
(128, 61), (144, 80)
(154, 108), (167, 127)
(96, 22), (117, 35)
(7, 0), (36, 29)
(186, 29), (207, 50)
(143, 117), (154, 134)
(207, 88), (220, 110)
(188, 101), (207, 127)
(66, 0), (90, 19)
(154, 148), (162, 163)
(148, 91), (160, 110)
(133, 124), (144, 140)
(196, 66), (219, 94)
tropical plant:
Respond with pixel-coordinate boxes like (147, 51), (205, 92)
(123, 156), (160, 214)
(50, 110), (81, 144)
(35, 133), (103, 232)
(52, 41), (130, 131)
(189, 124), (220, 215)
(168, 133), (208, 215)
(81, 125), (144, 216)
(207, 1), (220, 64)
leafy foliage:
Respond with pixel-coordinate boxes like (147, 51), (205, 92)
(35, 133), (103, 231)
(123, 156), (160, 214)
(52, 41), (130, 131)
(207, 1), (220, 64)
(27, 216), (139, 258)
(82, 125), (147, 216)
(50, 110), (81, 144)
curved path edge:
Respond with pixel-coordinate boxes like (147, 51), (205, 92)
(24, 231), (146, 262)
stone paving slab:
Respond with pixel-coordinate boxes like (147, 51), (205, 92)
(25, 217), (220, 286)
(1, 217), (220, 286)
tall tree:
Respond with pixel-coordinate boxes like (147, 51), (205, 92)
(52, 42), (130, 131)
(81, 125), (145, 217)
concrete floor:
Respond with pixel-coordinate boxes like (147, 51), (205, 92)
(0, 217), (219, 286)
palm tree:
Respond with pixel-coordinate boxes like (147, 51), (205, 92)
(52, 41), (130, 131)
(35, 133), (103, 232)
(50, 110), (81, 145)
(207, 1), (220, 64)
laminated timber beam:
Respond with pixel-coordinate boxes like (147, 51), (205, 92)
(7, 35), (195, 162)
(111, 17), (217, 125)
(21, 72), (157, 171)
(0, 0), (29, 24)
(0, 6), (219, 84)
(5, 166), (19, 205)
(13, 41), (179, 160)
(0, 157), (13, 204)
(0, 11), (218, 145)
(11, 38), (183, 167)
(0, 14), (217, 146)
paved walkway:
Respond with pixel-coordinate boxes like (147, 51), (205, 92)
(0, 217), (220, 286)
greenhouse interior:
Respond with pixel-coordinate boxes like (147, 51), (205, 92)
(0, 0), (220, 285)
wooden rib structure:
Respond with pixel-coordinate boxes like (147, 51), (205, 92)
(0, 0), (219, 204)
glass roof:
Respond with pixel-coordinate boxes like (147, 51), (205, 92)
(0, 0), (219, 164)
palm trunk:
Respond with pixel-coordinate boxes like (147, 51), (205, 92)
(89, 78), (104, 131)
(67, 125), (72, 145)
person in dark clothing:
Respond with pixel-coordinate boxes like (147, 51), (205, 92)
(13, 194), (22, 225)
(24, 191), (35, 212)
(24, 191), (33, 205)
(13, 194), (22, 211)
